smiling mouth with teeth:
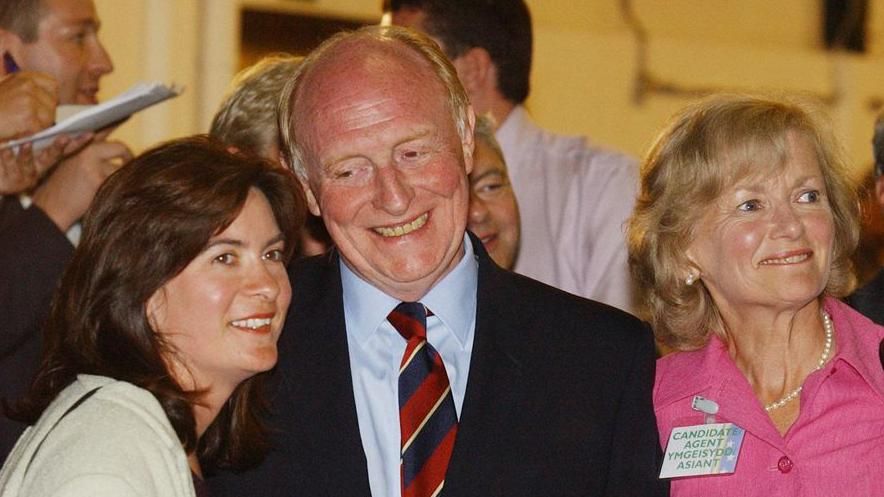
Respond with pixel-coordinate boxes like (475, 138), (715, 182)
(230, 317), (273, 330)
(374, 213), (429, 238)
(759, 253), (811, 265)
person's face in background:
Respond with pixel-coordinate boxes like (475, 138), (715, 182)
(297, 43), (474, 301)
(468, 138), (520, 269)
(147, 189), (291, 394)
(8, 0), (112, 104)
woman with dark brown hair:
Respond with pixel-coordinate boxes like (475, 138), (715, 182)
(0, 136), (304, 496)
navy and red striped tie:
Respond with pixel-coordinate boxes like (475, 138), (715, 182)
(388, 302), (458, 497)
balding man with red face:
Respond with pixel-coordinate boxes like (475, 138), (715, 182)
(209, 26), (665, 497)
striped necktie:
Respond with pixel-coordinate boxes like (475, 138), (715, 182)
(388, 302), (458, 497)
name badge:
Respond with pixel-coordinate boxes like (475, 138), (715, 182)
(659, 423), (745, 478)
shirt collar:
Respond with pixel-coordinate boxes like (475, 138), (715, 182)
(824, 297), (884, 402)
(494, 105), (529, 158)
(655, 297), (884, 408)
(341, 233), (478, 348)
(654, 336), (723, 409)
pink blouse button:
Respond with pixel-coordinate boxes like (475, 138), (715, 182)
(777, 456), (793, 473)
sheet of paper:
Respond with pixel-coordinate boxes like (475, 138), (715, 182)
(1, 82), (182, 151)
(55, 105), (92, 122)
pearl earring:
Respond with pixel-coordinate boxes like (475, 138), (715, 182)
(685, 272), (696, 286)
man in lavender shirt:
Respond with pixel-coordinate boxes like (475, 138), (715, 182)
(388, 0), (639, 314)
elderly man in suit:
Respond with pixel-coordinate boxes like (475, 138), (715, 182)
(210, 26), (665, 497)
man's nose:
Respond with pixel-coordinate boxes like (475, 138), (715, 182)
(469, 193), (490, 225)
(89, 39), (113, 76)
(372, 166), (413, 215)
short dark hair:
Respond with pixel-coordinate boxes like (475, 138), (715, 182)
(873, 113), (884, 177)
(388, 0), (532, 104)
(0, 0), (44, 42)
(11, 136), (305, 472)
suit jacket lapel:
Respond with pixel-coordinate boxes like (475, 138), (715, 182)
(280, 252), (371, 496)
(444, 234), (528, 492)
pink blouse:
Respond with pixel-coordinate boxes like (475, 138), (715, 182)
(654, 298), (884, 497)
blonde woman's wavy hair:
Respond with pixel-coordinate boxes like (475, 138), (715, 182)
(627, 93), (860, 350)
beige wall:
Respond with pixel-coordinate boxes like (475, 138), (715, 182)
(95, 0), (202, 154)
(526, 0), (884, 178)
(94, 0), (884, 177)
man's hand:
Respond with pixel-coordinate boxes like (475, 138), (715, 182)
(32, 138), (133, 231)
(0, 134), (94, 195)
(0, 72), (58, 141)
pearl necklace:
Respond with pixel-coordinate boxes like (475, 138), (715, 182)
(764, 311), (834, 412)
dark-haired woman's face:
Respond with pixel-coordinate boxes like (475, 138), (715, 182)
(147, 189), (291, 394)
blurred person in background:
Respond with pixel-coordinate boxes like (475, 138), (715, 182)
(0, 69), (89, 195)
(468, 114), (520, 269)
(388, 0), (639, 313)
(845, 114), (884, 324)
(0, 0), (132, 460)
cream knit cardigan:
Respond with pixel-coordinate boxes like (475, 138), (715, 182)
(0, 375), (195, 496)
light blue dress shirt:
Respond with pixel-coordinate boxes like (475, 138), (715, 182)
(341, 234), (478, 497)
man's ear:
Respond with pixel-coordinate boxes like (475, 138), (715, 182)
(300, 177), (322, 217)
(0, 29), (19, 64)
(0, 27), (28, 60)
(451, 47), (493, 96)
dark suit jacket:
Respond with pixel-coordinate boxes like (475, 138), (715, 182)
(0, 197), (74, 462)
(211, 236), (666, 496)
(846, 268), (884, 325)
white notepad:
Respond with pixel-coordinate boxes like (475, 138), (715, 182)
(1, 82), (182, 151)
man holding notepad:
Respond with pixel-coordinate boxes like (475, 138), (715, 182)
(0, 0), (132, 462)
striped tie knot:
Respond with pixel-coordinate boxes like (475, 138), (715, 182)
(388, 302), (458, 497)
(389, 301), (428, 343)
